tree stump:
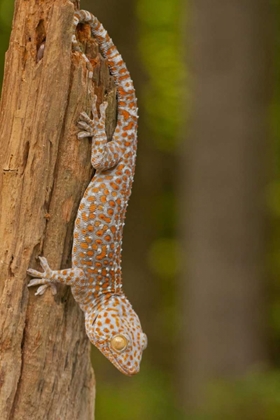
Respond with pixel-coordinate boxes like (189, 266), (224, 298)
(0, 0), (117, 418)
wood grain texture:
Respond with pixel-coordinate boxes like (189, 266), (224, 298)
(0, 0), (117, 418)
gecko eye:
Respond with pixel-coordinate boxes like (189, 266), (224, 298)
(110, 334), (128, 352)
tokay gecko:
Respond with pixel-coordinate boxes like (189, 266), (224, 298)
(27, 10), (147, 376)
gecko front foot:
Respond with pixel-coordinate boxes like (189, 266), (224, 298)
(27, 256), (57, 296)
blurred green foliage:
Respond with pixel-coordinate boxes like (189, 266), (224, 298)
(137, 0), (186, 153)
(136, 5), (182, 416)
(148, 237), (180, 279)
(96, 365), (185, 420)
(0, 0), (13, 84)
(96, 368), (280, 420)
(189, 370), (280, 420)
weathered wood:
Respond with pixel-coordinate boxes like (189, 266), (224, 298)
(0, 0), (117, 418)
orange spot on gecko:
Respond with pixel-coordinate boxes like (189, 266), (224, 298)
(110, 182), (119, 191)
(121, 110), (130, 120)
(96, 246), (107, 260)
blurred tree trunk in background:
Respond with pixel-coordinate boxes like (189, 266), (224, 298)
(179, 0), (272, 411)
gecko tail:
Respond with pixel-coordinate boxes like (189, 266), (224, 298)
(73, 10), (137, 117)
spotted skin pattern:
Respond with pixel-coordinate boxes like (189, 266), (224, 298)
(27, 10), (147, 376)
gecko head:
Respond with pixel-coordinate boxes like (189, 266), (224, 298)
(85, 296), (147, 376)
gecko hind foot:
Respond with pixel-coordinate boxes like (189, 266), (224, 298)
(77, 95), (108, 139)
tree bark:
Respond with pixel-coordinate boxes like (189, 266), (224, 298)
(179, 0), (272, 411)
(0, 0), (117, 418)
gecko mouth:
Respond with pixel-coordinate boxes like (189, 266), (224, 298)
(110, 356), (133, 376)
(107, 347), (139, 376)
(93, 337), (137, 376)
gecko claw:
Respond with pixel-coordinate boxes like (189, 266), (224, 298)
(77, 97), (108, 141)
(34, 284), (57, 296)
(77, 121), (90, 130)
(79, 111), (91, 121)
(38, 256), (52, 273)
(35, 285), (49, 296)
(26, 268), (43, 277)
(77, 112), (95, 138)
(50, 284), (58, 295)
(77, 131), (91, 139)
(28, 278), (47, 287)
